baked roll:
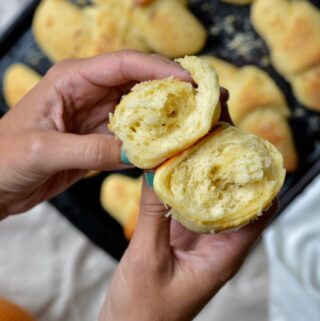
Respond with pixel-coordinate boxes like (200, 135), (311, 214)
(33, 0), (206, 62)
(240, 108), (297, 172)
(202, 56), (298, 172)
(3, 64), (41, 108)
(154, 123), (285, 233)
(202, 56), (289, 123)
(251, 0), (320, 110)
(101, 174), (142, 239)
(109, 56), (221, 169)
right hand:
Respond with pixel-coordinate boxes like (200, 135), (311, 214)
(100, 180), (278, 321)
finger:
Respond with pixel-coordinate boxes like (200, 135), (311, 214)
(27, 131), (133, 174)
(131, 176), (171, 253)
(77, 50), (193, 87)
(200, 200), (279, 266)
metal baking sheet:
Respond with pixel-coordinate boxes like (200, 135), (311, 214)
(1, 0), (320, 259)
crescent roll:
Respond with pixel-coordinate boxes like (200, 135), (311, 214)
(3, 64), (41, 108)
(109, 56), (221, 169)
(251, 0), (320, 110)
(32, 0), (206, 61)
(240, 108), (297, 172)
(154, 123), (285, 233)
(100, 174), (142, 239)
(203, 56), (298, 172)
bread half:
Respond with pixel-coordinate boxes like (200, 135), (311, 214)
(109, 56), (221, 168)
(154, 123), (285, 233)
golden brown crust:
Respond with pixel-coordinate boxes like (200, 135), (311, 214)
(239, 108), (298, 172)
(3, 64), (41, 108)
(33, 0), (206, 61)
(203, 57), (289, 122)
(251, 0), (320, 110)
(100, 174), (142, 239)
(291, 65), (320, 111)
(203, 56), (298, 172)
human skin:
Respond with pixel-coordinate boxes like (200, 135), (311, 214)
(0, 50), (192, 219)
(100, 183), (277, 321)
(0, 49), (276, 321)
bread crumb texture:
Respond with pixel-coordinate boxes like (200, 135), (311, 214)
(109, 56), (220, 168)
(155, 124), (285, 232)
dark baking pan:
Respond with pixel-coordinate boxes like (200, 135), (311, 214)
(1, 0), (320, 260)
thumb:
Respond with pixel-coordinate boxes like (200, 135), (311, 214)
(132, 174), (171, 253)
(29, 132), (132, 174)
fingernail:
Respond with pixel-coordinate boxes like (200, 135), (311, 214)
(144, 172), (154, 188)
(120, 149), (131, 165)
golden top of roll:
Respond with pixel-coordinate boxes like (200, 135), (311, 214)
(100, 174), (142, 239)
(202, 56), (297, 172)
(154, 123), (286, 233)
(109, 56), (221, 169)
(32, 0), (206, 62)
(202, 56), (289, 123)
(251, 0), (320, 111)
(3, 64), (41, 108)
(239, 108), (297, 172)
(291, 66), (320, 112)
(251, 0), (320, 76)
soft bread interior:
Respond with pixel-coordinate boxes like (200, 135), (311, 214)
(239, 108), (298, 172)
(109, 56), (221, 169)
(154, 123), (285, 233)
(202, 56), (297, 172)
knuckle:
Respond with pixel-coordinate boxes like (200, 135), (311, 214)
(46, 59), (77, 80)
(24, 134), (47, 169)
(140, 200), (168, 219)
(83, 135), (107, 168)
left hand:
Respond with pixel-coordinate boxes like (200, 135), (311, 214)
(0, 50), (192, 219)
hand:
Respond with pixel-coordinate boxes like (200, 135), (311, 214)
(100, 181), (277, 321)
(0, 50), (191, 219)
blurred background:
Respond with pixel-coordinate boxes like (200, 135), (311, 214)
(0, 1), (319, 321)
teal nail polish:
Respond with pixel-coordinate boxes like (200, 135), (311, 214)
(120, 149), (131, 165)
(144, 172), (154, 188)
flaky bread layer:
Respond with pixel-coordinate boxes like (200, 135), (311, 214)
(154, 123), (285, 233)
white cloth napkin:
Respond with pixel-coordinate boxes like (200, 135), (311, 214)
(264, 175), (320, 321)
(0, 203), (117, 321)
